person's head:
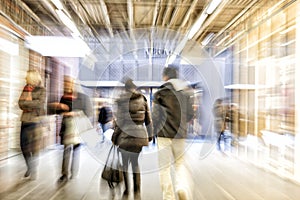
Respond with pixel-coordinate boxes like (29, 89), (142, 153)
(124, 78), (137, 92)
(215, 98), (223, 105)
(63, 75), (75, 94)
(25, 69), (42, 86)
(162, 66), (178, 81)
(99, 101), (108, 107)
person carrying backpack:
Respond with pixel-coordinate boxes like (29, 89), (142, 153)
(111, 78), (153, 197)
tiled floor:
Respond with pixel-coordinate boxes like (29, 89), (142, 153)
(0, 129), (300, 200)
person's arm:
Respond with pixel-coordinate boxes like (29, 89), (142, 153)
(184, 86), (195, 122)
(151, 93), (165, 136)
(111, 119), (121, 145)
(18, 85), (34, 110)
(48, 101), (69, 114)
(19, 86), (46, 111)
(186, 92), (195, 122)
(144, 97), (153, 140)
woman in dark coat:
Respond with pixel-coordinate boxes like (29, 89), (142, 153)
(18, 69), (46, 179)
(111, 78), (153, 196)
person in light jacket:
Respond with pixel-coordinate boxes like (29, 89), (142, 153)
(111, 78), (153, 197)
(18, 69), (46, 179)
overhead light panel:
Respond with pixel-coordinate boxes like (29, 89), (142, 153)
(56, 9), (81, 37)
(187, 13), (208, 40)
(206, 0), (222, 14)
(51, 0), (64, 10)
(201, 33), (215, 46)
(25, 36), (91, 57)
(166, 54), (177, 65)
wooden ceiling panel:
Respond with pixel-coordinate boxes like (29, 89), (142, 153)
(15, 0), (264, 58)
(134, 5), (153, 26)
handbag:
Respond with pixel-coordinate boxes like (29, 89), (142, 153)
(117, 125), (149, 149)
(101, 145), (123, 188)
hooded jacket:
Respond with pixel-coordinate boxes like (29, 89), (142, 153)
(152, 79), (194, 138)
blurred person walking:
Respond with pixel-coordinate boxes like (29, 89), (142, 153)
(212, 98), (227, 151)
(111, 78), (153, 197)
(52, 76), (93, 182)
(228, 103), (239, 146)
(18, 69), (46, 179)
(152, 66), (194, 200)
(97, 101), (113, 142)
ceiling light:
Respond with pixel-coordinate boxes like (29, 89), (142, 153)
(201, 33), (215, 46)
(187, 13), (208, 40)
(206, 0), (222, 14)
(166, 54), (177, 65)
(51, 0), (64, 10)
(56, 9), (81, 37)
(25, 36), (91, 57)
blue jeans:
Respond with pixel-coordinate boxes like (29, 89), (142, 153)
(100, 121), (113, 133)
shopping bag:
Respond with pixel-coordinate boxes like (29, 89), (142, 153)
(62, 110), (93, 145)
(73, 110), (93, 133)
(101, 145), (123, 188)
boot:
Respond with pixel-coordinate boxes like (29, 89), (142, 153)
(133, 173), (141, 193)
(123, 172), (129, 195)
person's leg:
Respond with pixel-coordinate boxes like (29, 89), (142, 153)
(100, 123), (107, 142)
(60, 144), (72, 181)
(30, 123), (40, 179)
(217, 131), (223, 151)
(70, 143), (81, 179)
(102, 121), (112, 133)
(130, 151), (141, 193)
(157, 137), (176, 200)
(172, 139), (192, 200)
(152, 135), (156, 144)
(132, 162), (141, 200)
(20, 123), (33, 177)
(120, 150), (130, 195)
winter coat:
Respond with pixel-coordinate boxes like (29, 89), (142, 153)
(18, 85), (46, 123)
(112, 90), (153, 152)
(152, 79), (194, 138)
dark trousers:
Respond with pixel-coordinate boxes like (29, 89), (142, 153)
(120, 148), (142, 193)
(20, 122), (40, 176)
